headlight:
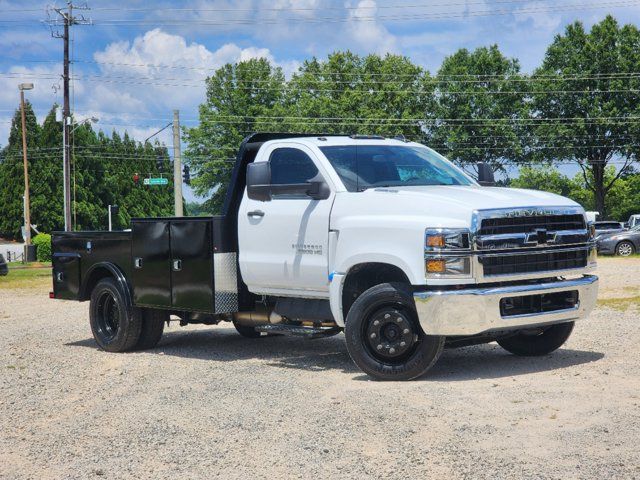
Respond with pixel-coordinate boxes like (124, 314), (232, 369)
(425, 228), (472, 278)
(425, 228), (471, 251)
(426, 256), (471, 276)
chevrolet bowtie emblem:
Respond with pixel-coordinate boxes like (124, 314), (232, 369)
(525, 228), (557, 246)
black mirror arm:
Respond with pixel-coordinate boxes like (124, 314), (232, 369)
(477, 162), (496, 187)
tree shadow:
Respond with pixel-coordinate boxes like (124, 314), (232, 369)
(67, 327), (604, 381)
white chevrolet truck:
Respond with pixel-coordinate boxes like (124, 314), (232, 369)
(51, 133), (599, 380)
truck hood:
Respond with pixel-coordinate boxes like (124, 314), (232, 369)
(334, 185), (580, 227)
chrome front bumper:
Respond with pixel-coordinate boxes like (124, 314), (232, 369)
(414, 275), (598, 336)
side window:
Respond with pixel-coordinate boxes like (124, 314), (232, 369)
(269, 148), (319, 185)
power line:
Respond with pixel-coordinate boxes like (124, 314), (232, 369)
(1, 0), (636, 28)
(86, 0), (640, 25)
(86, 0), (554, 13)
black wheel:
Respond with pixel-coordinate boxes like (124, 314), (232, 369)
(135, 309), (167, 350)
(233, 322), (264, 338)
(616, 241), (635, 257)
(497, 321), (574, 356)
(345, 283), (445, 381)
(89, 278), (142, 352)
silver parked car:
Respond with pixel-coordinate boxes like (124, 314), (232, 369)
(594, 221), (625, 238)
(597, 225), (640, 256)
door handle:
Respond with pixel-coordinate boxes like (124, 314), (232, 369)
(134, 257), (143, 269)
(247, 210), (265, 218)
(173, 259), (182, 271)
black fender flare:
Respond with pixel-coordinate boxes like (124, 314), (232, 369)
(82, 262), (133, 311)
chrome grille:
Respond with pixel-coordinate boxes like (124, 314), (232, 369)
(472, 206), (593, 279)
(478, 214), (585, 236)
(480, 249), (588, 276)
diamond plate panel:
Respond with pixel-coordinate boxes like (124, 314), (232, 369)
(214, 252), (239, 313)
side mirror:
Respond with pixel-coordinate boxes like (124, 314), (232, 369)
(246, 162), (272, 202)
(477, 163), (495, 187)
(306, 173), (331, 200)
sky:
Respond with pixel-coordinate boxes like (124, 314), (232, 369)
(1, 0), (639, 201)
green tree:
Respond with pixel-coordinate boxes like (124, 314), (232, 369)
(531, 16), (640, 216)
(510, 165), (573, 196)
(184, 52), (433, 210)
(280, 51), (433, 139)
(432, 45), (525, 170)
(183, 58), (286, 213)
(0, 101), (41, 238)
(0, 103), (175, 238)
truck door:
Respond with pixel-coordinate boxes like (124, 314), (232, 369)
(238, 144), (334, 294)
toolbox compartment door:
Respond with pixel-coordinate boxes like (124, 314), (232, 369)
(170, 219), (214, 313)
(52, 253), (81, 300)
(132, 220), (172, 308)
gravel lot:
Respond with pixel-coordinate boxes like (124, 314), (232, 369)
(1, 258), (639, 479)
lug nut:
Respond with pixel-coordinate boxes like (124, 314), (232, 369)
(384, 314), (390, 319)
(389, 348), (396, 354)
(400, 341), (406, 347)
(397, 317), (403, 323)
(377, 344), (383, 350)
(373, 320), (380, 326)
(370, 333), (376, 339)
(403, 328), (410, 334)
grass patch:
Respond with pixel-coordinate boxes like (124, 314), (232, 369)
(7, 261), (51, 269)
(0, 267), (51, 289)
(598, 289), (640, 311)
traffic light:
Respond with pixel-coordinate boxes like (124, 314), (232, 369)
(183, 165), (191, 186)
(156, 155), (164, 172)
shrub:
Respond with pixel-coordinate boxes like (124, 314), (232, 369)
(33, 233), (52, 262)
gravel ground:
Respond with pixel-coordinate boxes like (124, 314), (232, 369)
(1, 258), (639, 479)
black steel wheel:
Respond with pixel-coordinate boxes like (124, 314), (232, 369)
(363, 307), (419, 364)
(345, 283), (445, 381)
(497, 321), (574, 356)
(89, 278), (142, 352)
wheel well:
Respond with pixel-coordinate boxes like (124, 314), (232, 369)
(81, 267), (115, 301)
(342, 263), (411, 318)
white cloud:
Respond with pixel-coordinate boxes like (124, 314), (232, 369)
(514, 1), (562, 31)
(0, 64), (63, 148)
(345, 0), (398, 54)
(86, 29), (297, 138)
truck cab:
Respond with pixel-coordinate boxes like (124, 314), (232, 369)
(52, 134), (598, 381)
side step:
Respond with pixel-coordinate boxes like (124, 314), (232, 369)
(255, 324), (341, 339)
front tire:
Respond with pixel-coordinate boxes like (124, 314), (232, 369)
(616, 241), (635, 257)
(345, 283), (445, 381)
(497, 322), (574, 356)
(89, 278), (142, 352)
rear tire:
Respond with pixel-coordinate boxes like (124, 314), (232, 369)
(135, 309), (167, 350)
(89, 278), (142, 352)
(345, 282), (445, 381)
(497, 322), (574, 356)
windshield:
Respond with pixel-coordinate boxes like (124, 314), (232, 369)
(319, 145), (475, 192)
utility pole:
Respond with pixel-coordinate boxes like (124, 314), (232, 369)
(47, 2), (91, 231)
(18, 83), (34, 247)
(173, 109), (184, 216)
